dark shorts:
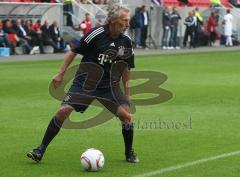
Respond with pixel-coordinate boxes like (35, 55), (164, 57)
(62, 81), (129, 115)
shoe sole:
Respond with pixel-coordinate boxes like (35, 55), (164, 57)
(126, 158), (140, 163)
(27, 152), (40, 163)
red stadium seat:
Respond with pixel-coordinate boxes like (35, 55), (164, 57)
(188, 0), (211, 6)
(22, 0), (34, 2)
(163, 0), (183, 6)
(7, 0), (23, 2)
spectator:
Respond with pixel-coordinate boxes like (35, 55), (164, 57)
(2, 20), (19, 50)
(25, 20), (44, 54)
(193, 7), (203, 47)
(0, 21), (13, 52)
(140, 5), (149, 49)
(183, 11), (195, 48)
(41, 20), (61, 52)
(210, 0), (222, 7)
(198, 23), (211, 46)
(49, 21), (65, 52)
(32, 20), (44, 42)
(24, 20), (34, 45)
(130, 7), (142, 48)
(207, 12), (218, 46)
(79, 13), (92, 36)
(169, 6), (181, 49)
(32, 20), (42, 32)
(222, 9), (233, 47)
(161, 7), (171, 49)
(63, 0), (75, 27)
(3, 20), (14, 34)
(13, 19), (34, 54)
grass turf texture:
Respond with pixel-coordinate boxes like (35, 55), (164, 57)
(0, 51), (240, 177)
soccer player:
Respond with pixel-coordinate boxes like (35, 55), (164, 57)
(27, 4), (139, 163)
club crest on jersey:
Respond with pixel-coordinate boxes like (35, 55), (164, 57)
(117, 46), (125, 56)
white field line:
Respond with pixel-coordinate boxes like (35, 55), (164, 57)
(133, 150), (240, 177)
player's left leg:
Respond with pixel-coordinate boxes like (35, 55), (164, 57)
(96, 88), (139, 163)
(117, 105), (139, 163)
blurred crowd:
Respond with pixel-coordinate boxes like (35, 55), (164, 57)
(0, 19), (68, 55)
(0, 1), (238, 56)
(129, 5), (236, 50)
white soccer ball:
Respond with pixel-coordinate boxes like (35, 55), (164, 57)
(80, 23), (87, 30)
(80, 148), (105, 172)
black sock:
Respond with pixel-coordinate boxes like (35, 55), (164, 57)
(39, 116), (62, 153)
(122, 122), (134, 155)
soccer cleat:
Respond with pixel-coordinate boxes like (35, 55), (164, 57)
(126, 149), (139, 163)
(27, 147), (44, 162)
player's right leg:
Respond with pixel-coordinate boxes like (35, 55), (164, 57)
(27, 105), (73, 162)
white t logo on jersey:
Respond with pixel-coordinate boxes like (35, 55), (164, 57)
(98, 54), (109, 65)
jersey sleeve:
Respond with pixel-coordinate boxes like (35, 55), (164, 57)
(71, 35), (90, 55)
(71, 27), (104, 55)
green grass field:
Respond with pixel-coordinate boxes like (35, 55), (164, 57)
(1, 51), (240, 177)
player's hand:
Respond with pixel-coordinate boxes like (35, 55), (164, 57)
(52, 73), (64, 89)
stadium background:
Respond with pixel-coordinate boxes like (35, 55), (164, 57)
(1, 0), (240, 51)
